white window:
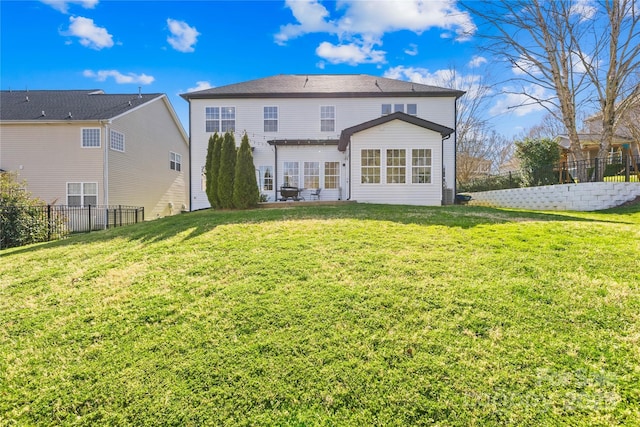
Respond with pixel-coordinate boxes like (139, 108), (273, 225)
(82, 128), (100, 148)
(304, 162), (320, 189)
(205, 106), (235, 133)
(67, 182), (97, 206)
(110, 130), (125, 152)
(264, 106), (278, 132)
(324, 161), (340, 189)
(320, 106), (335, 132)
(394, 104), (405, 113)
(387, 149), (406, 183)
(283, 162), (299, 187)
(259, 165), (273, 191)
(412, 149), (432, 183)
(407, 104), (417, 115)
(381, 104), (392, 115)
(170, 152), (182, 171)
(361, 149), (380, 184)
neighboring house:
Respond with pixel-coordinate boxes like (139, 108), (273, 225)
(0, 89), (189, 218)
(181, 74), (463, 209)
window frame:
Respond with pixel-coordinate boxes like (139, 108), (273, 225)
(67, 182), (98, 207)
(386, 149), (407, 184)
(411, 149), (432, 184)
(361, 149), (381, 184)
(81, 128), (101, 148)
(205, 106), (236, 133)
(407, 103), (417, 115)
(381, 104), (392, 115)
(320, 105), (335, 132)
(303, 161), (320, 189)
(283, 161), (299, 187)
(109, 129), (125, 152)
(263, 106), (278, 132)
(259, 165), (274, 191)
(170, 151), (182, 172)
(324, 161), (340, 189)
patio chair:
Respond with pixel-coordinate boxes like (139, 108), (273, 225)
(309, 188), (322, 200)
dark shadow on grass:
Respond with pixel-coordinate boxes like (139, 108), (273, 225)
(3, 203), (637, 257)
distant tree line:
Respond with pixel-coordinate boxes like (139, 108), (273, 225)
(205, 132), (259, 210)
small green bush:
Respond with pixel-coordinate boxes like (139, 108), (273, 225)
(0, 173), (56, 249)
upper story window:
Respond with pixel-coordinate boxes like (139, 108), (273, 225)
(381, 103), (417, 116)
(320, 106), (335, 132)
(205, 106), (235, 133)
(170, 152), (182, 172)
(82, 128), (101, 148)
(264, 106), (278, 132)
(110, 130), (125, 152)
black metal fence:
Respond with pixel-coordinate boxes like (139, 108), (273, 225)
(458, 155), (640, 193)
(1, 205), (144, 249)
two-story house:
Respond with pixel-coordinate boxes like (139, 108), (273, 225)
(0, 89), (189, 217)
(181, 74), (463, 210)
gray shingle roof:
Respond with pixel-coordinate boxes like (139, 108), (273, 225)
(181, 74), (465, 100)
(0, 90), (164, 121)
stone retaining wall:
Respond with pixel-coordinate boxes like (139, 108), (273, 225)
(467, 182), (640, 211)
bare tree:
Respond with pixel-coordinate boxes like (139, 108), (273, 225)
(464, 0), (640, 174)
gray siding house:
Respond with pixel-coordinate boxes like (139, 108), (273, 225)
(0, 90), (189, 218)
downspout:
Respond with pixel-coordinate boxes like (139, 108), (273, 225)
(188, 100), (192, 211)
(453, 97), (458, 199)
(102, 120), (111, 208)
(347, 142), (351, 200)
(441, 134), (451, 205)
(274, 144), (278, 194)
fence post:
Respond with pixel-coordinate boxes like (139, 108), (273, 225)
(88, 204), (92, 232)
(47, 204), (52, 242)
(119, 205), (122, 227)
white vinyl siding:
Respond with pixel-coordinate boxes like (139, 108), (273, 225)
(82, 128), (100, 148)
(350, 120), (443, 206)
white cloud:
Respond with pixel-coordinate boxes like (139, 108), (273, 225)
(384, 65), (486, 99)
(570, 0), (597, 21)
(404, 43), (418, 56)
(489, 86), (548, 117)
(316, 41), (386, 65)
(83, 69), (155, 85)
(187, 81), (213, 92)
(166, 19), (200, 53)
(40, 0), (98, 14)
(275, 0), (476, 65)
(468, 55), (487, 68)
(64, 16), (113, 50)
(274, 0), (335, 46)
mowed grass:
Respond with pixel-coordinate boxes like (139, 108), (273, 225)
(1, 203), (639, 426)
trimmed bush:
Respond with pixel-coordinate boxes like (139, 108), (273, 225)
(217, 132), (237, 209)
(233, 133), (260, 209)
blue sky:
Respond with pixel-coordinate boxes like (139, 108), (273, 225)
(0, 0), (551, 137)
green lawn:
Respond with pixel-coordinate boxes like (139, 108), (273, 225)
(1, 203), (639, 426)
